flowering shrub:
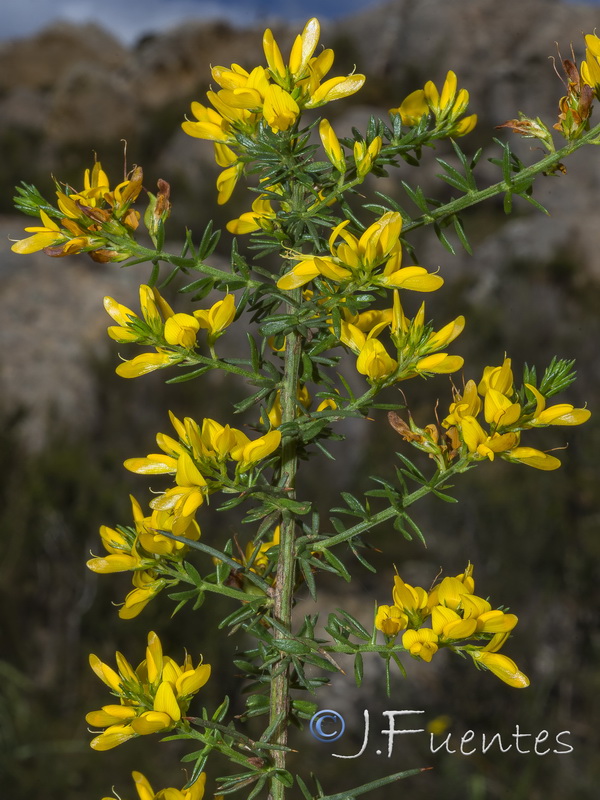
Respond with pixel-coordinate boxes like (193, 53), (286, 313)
(11, 17), (597, 800)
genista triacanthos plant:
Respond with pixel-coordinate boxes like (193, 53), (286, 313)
(11, 18), (596, 800)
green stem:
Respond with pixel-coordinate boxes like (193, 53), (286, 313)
(304, 462), (466, 552)
(122, 242), (261, 288)
(402, 122), (600, 234)
(269, 289), (303, 800)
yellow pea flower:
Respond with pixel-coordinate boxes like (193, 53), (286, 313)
(431, 605), (477, 640)
(581, 33), (600, 95)
(230, 430), (282, 472)
(471, 650), (529, 688)
(227, 193), (277, 235)
(415, 353), (464, 375)
(375, 605), (408, 637)
(402, 629), (439, 662)
(356, 338), (398, 382)
(194, 294), (236, 342)
(319, 119), (346, 172)
(505, 446), (561, 471)
(164, 313), (200, 348)
(107, 770), (206, 800)
(10, 209), (66, 254)
(116, 351), (179, 378)
(483, 387), (522, 426)
(87, 633), (212, 748)
(354, 136), (382, 178)
(525, 383), (591, 426)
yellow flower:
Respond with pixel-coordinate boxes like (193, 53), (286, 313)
(87, 633), (211, 749)
(505, 446), (561, 471)
(581, 33), (600, 95)
(116, 351), (180, 378)
(227, 194), (277, 235)
(230, 430), (282, 472)
(164, 313), (200, 348)
(415, 353), (464, 375)
(277, 211), (442, 293)
(471, 650), (529, 688)
(319, 119), (346, 172)
(478, 357), (513, 396)
(356, 338), (398, 382)
(443, 380), (481, 427)
(110, 770), (206, 800)
(431, 605), (477, 640)
(10, 209), (67, 254)
(354, 136), (382, 178)
(194, 294), (236, 342)
(375, 605), (408, 637)
(390, 70), (476, 136)
(525, 383), (591, 426)
(402, 629), (439, 662)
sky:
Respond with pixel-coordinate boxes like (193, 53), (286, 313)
(0, 0), (387, 44)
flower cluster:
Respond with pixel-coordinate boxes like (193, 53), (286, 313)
(86, 632), (211, 750)
(182, 18), (365, 204)
(390, 70), (477, 136)
(11, 161), (144, 261)
(103, 771), (206, 800)
(337, 290), (464, 383)
(104, 286), (236, 377)
(124, 412), (281, 531)
(443, 357), (590, 470)
(277, 211), (442, 293)
(375, 565), (529, 688)
(87, 495), (201, 618)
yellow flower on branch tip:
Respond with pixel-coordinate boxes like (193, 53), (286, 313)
(87, 632), (211, 748)
(505, 446), (561, 471)
(471, 650), (530, 688)
(459, 415), (519, 460)
(10, 209), (65, 254)
(163, 313), (200, 348)
(116, 352), (180, 378)
(390, 70), (476, 135)
(391, 89), (428, 126)
(402, 628), (439, 662)
(525, 383), (591, 426)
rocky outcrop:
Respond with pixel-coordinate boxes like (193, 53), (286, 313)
(2, 0), (600, 443)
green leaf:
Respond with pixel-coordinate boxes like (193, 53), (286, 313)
(354, 652), (364, 686)
(319, 768), (425, 800)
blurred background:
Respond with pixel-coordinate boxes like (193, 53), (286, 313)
(1, 0), (600, 798)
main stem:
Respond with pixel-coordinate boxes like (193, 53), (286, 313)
(269, 288), (303, 800)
